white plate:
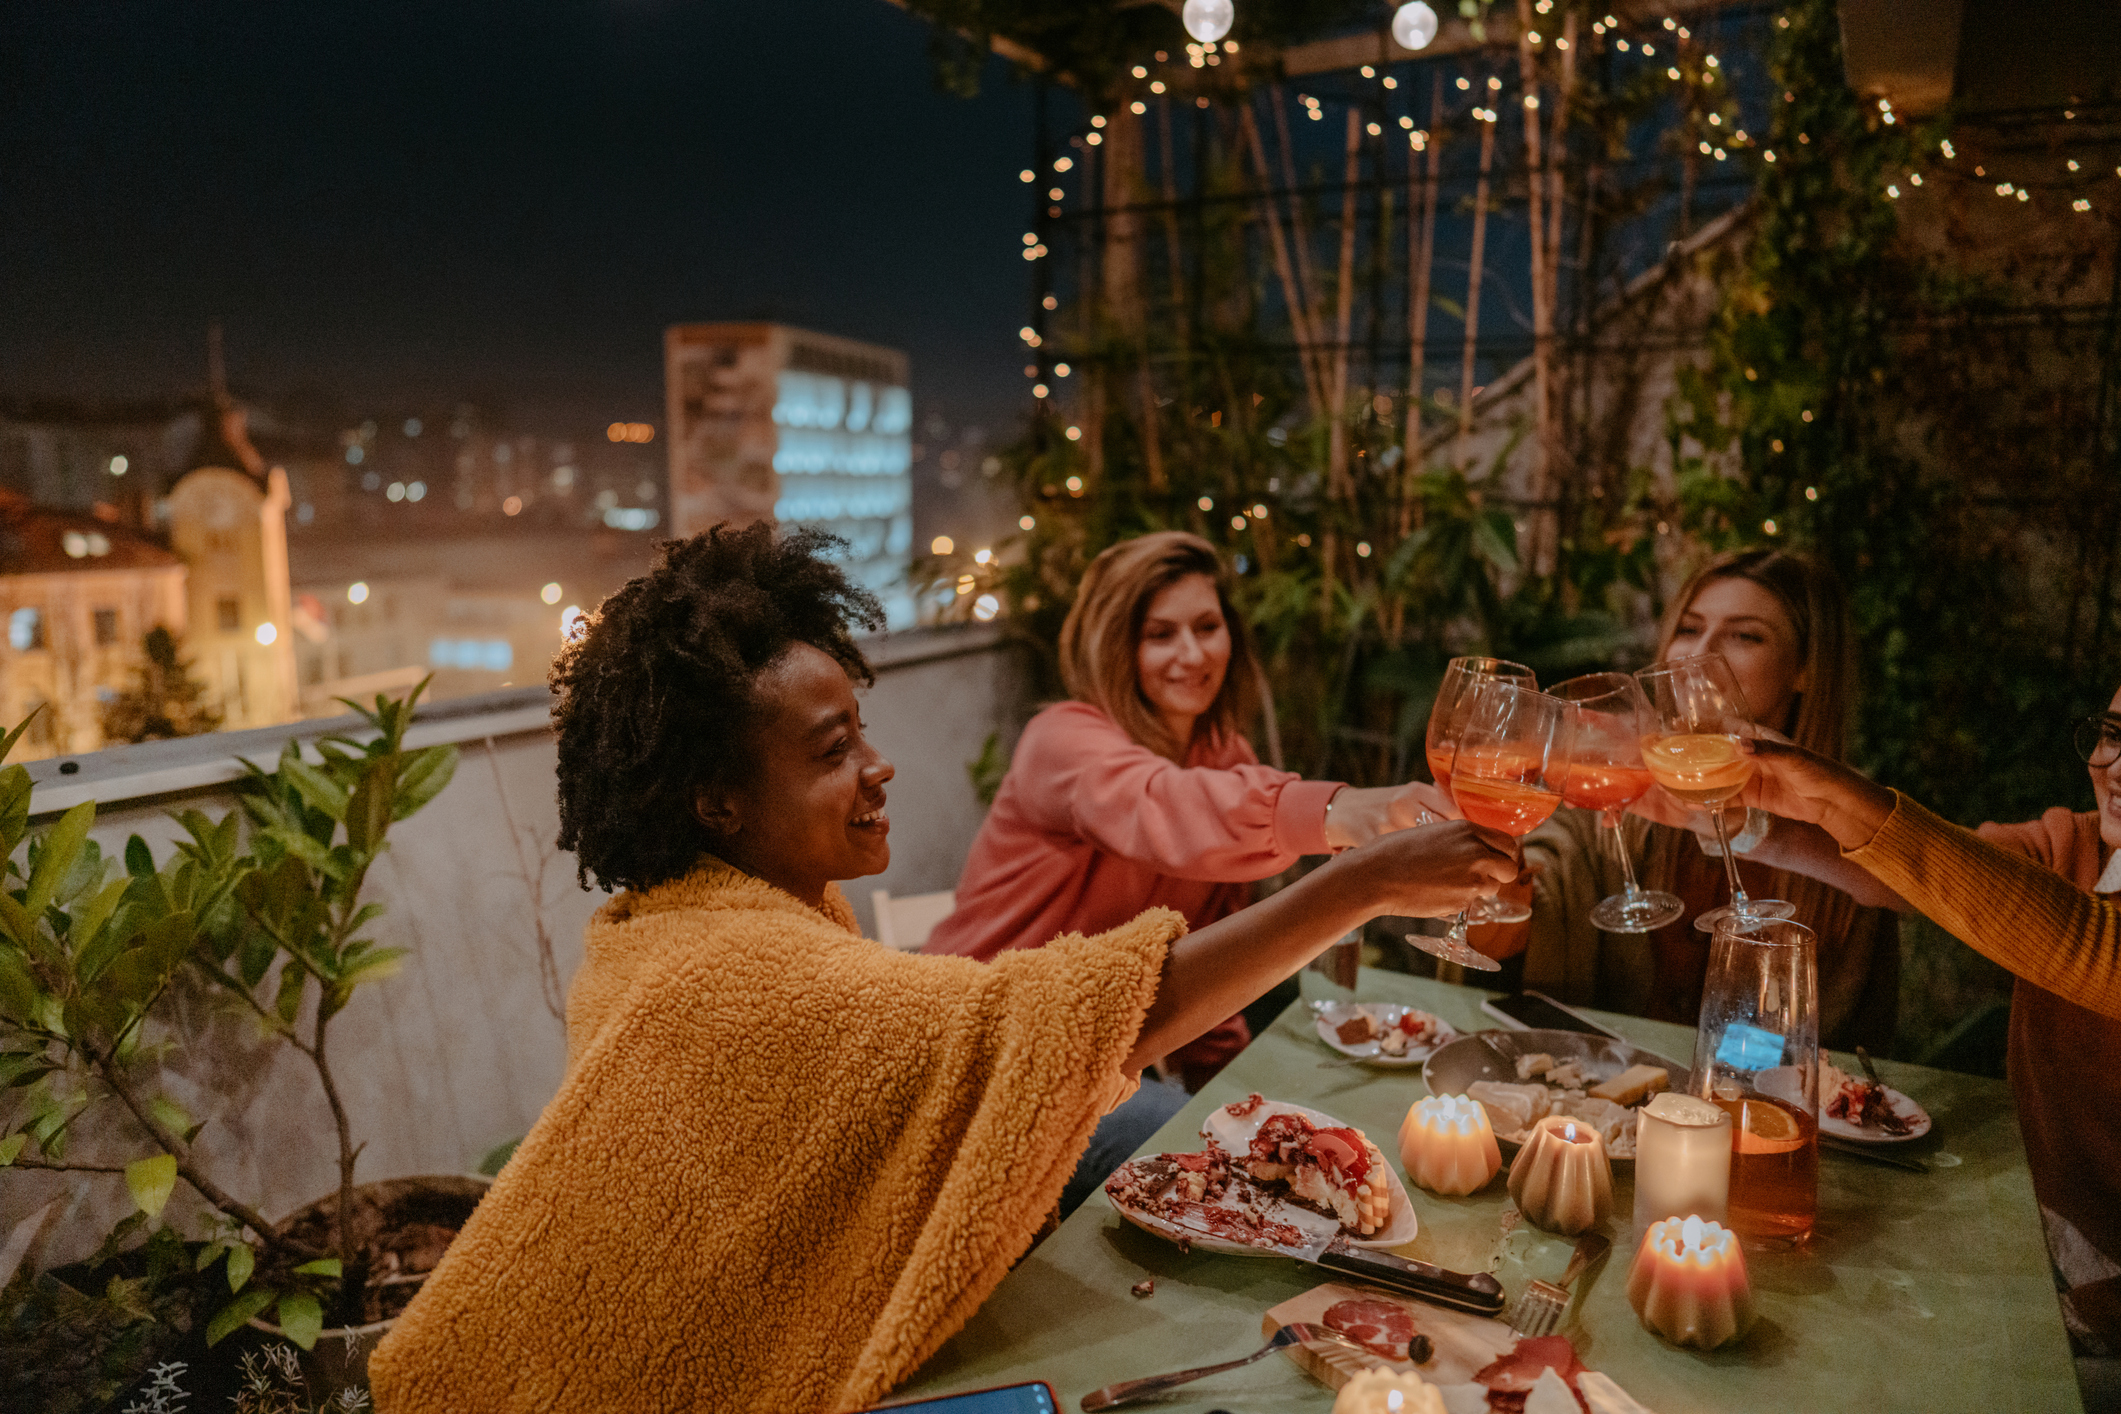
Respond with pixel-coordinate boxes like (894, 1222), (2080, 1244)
(1312, 1000), (1460, 1067)
(1107, 1097), (1418, 1256)
(1819, 1083), (1932, 1144)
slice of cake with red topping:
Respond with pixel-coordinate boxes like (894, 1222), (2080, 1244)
(1234, 1106), (1390, 1235)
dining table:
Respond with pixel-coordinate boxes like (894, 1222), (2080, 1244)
(892, 968), (2082, 1413)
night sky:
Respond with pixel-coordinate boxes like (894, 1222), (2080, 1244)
(0, 0), (1042, 435)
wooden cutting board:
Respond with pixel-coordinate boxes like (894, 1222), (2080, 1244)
(1261, 1281), (1518, 1390)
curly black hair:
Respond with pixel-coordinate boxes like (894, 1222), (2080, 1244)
(550, 522), (883, 892)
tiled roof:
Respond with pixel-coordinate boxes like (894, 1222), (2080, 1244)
(0, 492), (182, 576)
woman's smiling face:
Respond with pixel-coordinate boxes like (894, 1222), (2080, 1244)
(1135, 573), (1231, 744)
(1666, 576), (1808, 733)
(695, 642), (894, 906)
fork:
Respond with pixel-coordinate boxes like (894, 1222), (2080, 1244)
(1079, 1322), (1371, 1411)
(1510, 1230), (1611, 1338)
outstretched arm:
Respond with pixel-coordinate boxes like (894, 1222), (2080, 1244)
(1741, 737), (2121, 1019)
(1125, 821), (1520, 1072)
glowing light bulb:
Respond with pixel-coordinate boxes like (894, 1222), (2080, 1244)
(347, 582), (370, 605)
(255, 622), (278, 646)
(542, 582), (563, 604)
(1181, 0), (1233, 44)
(932, 535), (955, 555)
(1392, 0), (1438, 50)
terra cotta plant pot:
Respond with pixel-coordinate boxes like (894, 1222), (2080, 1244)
(257, 1173), (491, 1399)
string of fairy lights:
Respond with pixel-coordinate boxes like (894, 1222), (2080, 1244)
(952, 1), (2120, 596)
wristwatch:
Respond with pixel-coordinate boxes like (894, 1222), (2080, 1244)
(1698, 807), (1772, 857)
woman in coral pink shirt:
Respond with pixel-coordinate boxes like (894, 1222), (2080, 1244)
(924, 532), (1449, 1206)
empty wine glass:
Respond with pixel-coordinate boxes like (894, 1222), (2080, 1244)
(1549, 673), (1685, 933)
(1425, 657), (1538, 927)
(1408, 680), (1575, 972)
(1634, 654), (1795, 935)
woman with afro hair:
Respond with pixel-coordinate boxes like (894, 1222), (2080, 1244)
(370, 523), (1519, 1414)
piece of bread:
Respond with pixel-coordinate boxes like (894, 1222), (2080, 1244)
(1589, 1063), (1670, 1106)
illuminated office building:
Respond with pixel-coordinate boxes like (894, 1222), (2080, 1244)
(664, 323), (914, 627)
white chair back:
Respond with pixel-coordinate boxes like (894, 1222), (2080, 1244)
(871, 888), (957, 951)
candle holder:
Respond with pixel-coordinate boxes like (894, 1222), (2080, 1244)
(1330, 1367), (1446, 1414)
(1633, 1092), (1732, 1230)
(1626, 1214), (1755, 1350)
(1506, 1114), (1614, 1235)
(1398, 1094), (1502, 1196)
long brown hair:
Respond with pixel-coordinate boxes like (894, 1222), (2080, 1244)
(1057, 531), (1260, 762)
(1649, 548), (1862, 948)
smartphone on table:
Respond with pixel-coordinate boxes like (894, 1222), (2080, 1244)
(1480, 989), (1622, 1039)
(857, 1381), (1057, 1414)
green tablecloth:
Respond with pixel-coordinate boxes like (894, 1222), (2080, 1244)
(897, 970), (2080, 1413)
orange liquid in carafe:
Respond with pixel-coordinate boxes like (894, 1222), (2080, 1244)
(1713, 1094), (1818, 1245)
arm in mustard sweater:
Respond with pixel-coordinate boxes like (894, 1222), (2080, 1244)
(1743, 737), (2121, 1020)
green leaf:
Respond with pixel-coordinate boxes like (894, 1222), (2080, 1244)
(0, 711), (40, 765)
(276, 1291), (324, 1350)
(24, 801), (95, 922)
(195, 1240), (229, 1273)
(391, 745), (458, 821)
(274, 963), (307, 1024)
(125, 1153), (178, 1217)
(206, 1285), (274, 1345)
(149, 1095), (194, 1137)
(0, 890), (33, 948)
(291, 1256), (342, 1278)
(0, 1133), (23, 1165)
(125, 834), (156, 878)
(226, 1240), (255, 1293)
(0, 947), (37, 1022)
(334, 947), (406, 995)
(344, 767), (394, 855)
(72, 878), (137, 982)
(280, 753), (351, 822)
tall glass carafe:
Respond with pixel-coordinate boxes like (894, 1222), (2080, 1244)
(1691, 916), (1820, 1247)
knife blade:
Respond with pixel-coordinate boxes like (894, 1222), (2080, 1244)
(1158, 1209), (1507, 1315)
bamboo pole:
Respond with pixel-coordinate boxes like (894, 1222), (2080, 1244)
(1241, 104), (1330, 419)
(1458, 97), (1498, 451)
(1327, 108), (1362, 505)
(1272, 89), (1327, 364)
(1401, 81), (1443, 537)
(1517, 0), (1553, 527)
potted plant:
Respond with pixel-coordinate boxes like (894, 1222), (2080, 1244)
(0, 684), (471, 1404)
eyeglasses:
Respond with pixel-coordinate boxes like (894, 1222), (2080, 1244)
(2075, 713), (2121, 769)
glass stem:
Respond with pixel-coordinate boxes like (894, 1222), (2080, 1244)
(1709, 802), (1750, 916)
(1445, 909), (1470, 945)
(1606, 809), (1643, 901)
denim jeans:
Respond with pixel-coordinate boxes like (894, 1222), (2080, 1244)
(1058, 1074), (1191, 1219)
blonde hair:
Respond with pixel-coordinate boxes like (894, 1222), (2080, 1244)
(1057, 532), (1259, 763)
(1649, 548), (1861, 943)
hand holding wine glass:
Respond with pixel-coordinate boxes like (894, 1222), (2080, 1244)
(1424, 656), (1538, 931)
(1634, 655), (1796, 934)
(1414, 680), (1576, 969)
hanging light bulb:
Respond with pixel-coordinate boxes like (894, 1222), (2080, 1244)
(1182, 0), (1234, 43)
(1392, 0), (1439, 50)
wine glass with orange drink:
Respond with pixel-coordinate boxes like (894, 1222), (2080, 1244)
(1424, 657), (1538, 929)
(1632, 654), (1795, 935)
(1691, 916), (1820, 1247)
(1548, 673), (1686, 933)
(1410, 680), (1576, 969)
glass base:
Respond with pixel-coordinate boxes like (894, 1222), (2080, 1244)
(1403, 929), (1502, 972)
(1590, 889), (1687, 934)
(1692, 898), (1798, 935)
(1466, 894), (1532, 925)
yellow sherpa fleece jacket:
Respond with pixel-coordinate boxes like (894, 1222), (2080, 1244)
(368, 858), (1179, 1413)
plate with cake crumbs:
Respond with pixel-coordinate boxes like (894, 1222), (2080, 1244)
(1312, 1000), (1460, 1067)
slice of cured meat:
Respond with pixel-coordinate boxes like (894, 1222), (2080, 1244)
(1474, 1336), (1589, 1412)
(1323, 1297), (1419, 1363)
